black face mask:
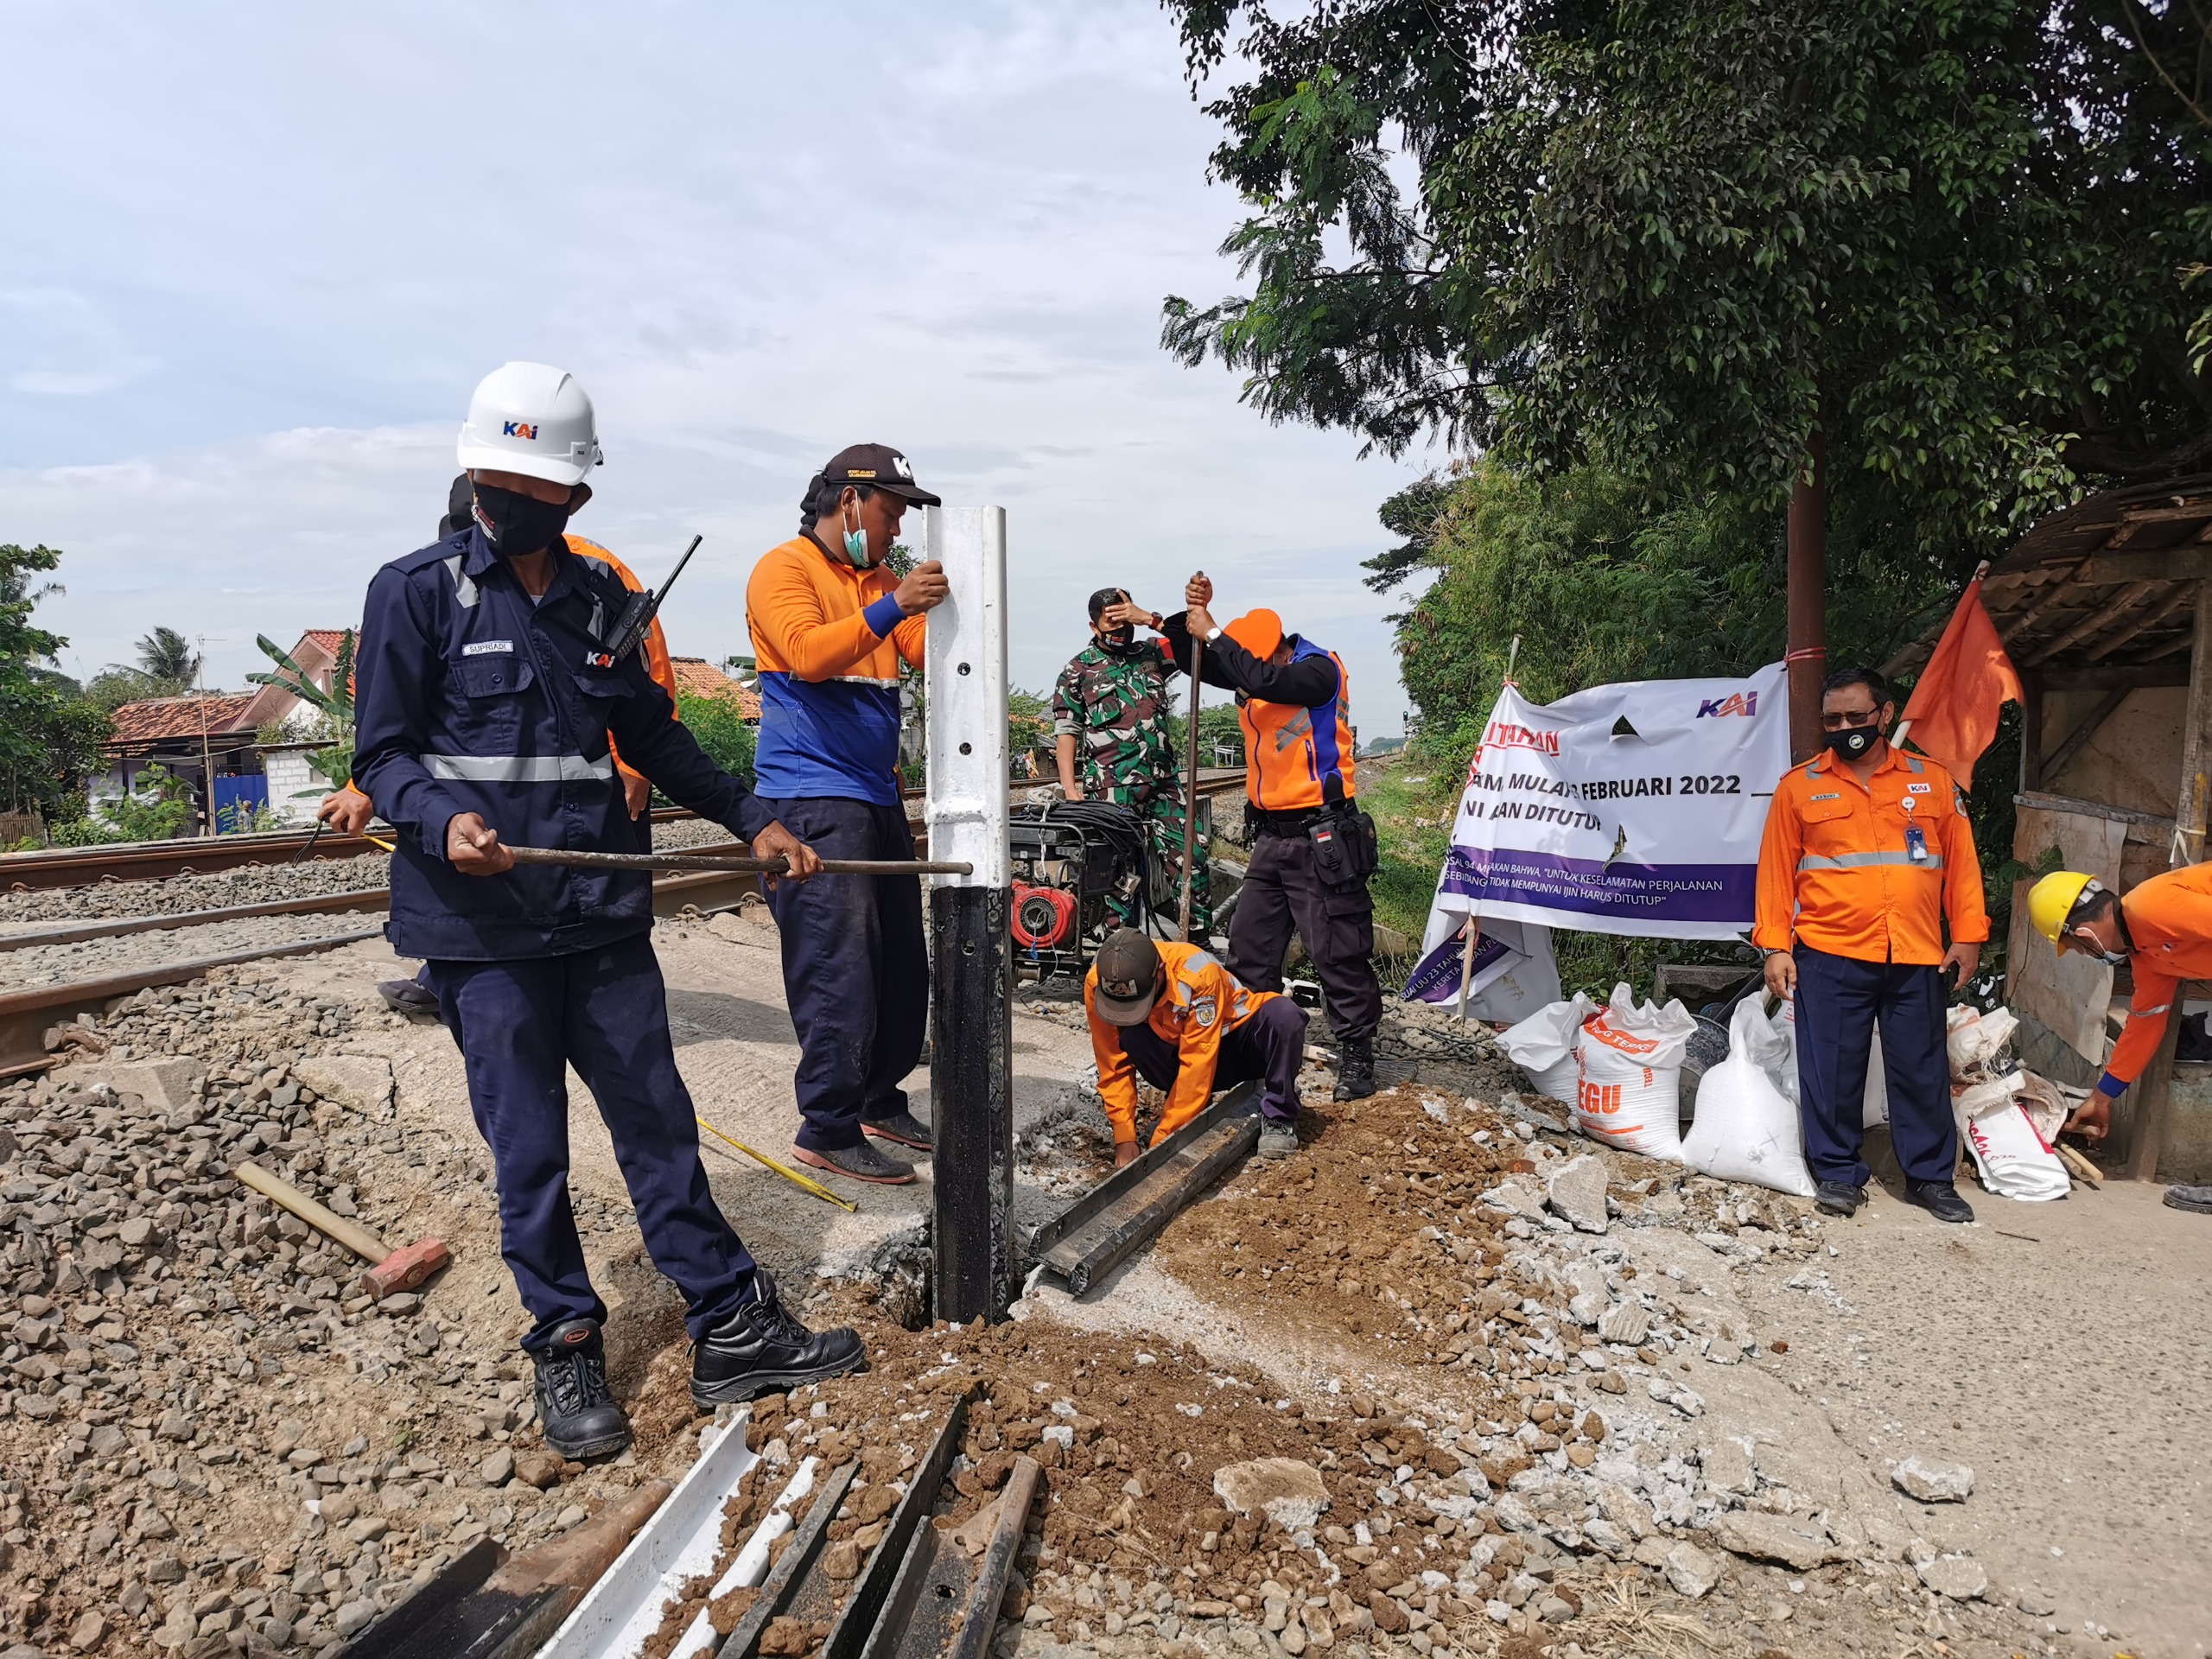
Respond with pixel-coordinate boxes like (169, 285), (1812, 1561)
(1098, 626), (1136, 651)
(1826, 723), (1880, 761)
(472, 483), (572, 556)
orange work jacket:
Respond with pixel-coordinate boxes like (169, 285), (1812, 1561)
(2105, 862), (2212, 1084)
(1751, 746), (1987, 965)
(1240, 639), (1356, 811)
(343, 534), (673, 804)
(1086, 942), (1280, 1147)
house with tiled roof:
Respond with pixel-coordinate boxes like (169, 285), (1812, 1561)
(668, 656), (761, 721)
(96, 629), (352, 834)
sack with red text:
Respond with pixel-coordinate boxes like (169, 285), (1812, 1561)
(1499, 992), (1598, 1103)
(1570, 982), (1695, 1161)
(1954, 1096), (2069, 1202)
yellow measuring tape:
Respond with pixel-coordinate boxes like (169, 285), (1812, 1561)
(695, 1117), (858, 1212)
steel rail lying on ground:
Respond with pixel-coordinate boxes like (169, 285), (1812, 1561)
(0, 887), (396, 951)
(1027, 1081), (1262, 1294)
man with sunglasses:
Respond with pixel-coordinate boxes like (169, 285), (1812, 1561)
(1754, 665), (1988, 1222)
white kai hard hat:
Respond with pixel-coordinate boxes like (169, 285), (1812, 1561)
(455, 361), (603, 486)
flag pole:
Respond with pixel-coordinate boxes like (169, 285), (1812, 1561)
(1458, 634), (1518, 1020)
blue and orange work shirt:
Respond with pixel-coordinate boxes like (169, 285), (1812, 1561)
(745, 534), (925, 804)
(353, 525), (775, 961)
(1752, 747), (1987, 966)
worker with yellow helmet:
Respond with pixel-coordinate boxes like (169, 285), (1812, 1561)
(2028, 863), (2212, 1189)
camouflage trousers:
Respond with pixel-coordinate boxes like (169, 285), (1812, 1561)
(1107, 791), (1212, 938)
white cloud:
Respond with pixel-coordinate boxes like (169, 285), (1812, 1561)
(0, 0), (1439, 732)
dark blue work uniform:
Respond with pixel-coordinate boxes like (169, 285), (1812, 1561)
(354, 527), (779, 1352)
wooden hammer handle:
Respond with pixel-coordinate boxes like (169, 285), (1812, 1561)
(234, 1160), (390, 1265)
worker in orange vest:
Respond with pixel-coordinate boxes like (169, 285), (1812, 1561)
(1086, 928), (1308, 1163)
(319, 475), (683, 1014)
(1129, 573), (1382, 1102)
(1755, 665), (1987, 1223)
(2028, 863), (2212, 1210)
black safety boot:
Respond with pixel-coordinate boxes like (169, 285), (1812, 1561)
(378, 976), (439, 1017)
(1332, 1038), (1378, 1101)
(691, 1269), (868, 1407)
(1904, 1179), (1974, 1224)
(793, 1139), (915, 1185)
(1815, 1181), (1867, 1217)
(531, 1319), (631, 1460)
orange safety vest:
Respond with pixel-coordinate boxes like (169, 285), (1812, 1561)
(1085, 941), (1280, 1147)
(1239, 638), (1355, 811)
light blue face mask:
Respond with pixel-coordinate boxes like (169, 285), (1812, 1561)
(841, 502), (870, 568)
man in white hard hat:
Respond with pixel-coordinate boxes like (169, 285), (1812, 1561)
(353, 363), (864, 1462)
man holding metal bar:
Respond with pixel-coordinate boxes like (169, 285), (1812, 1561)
(746, 445), (950, 1185)
(354, 362), (863, 1462)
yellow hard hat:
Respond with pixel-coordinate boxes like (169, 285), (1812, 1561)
(2027, 871), (2097, 943)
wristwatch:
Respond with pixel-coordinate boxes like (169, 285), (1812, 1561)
(1204, 625), (1223, 644)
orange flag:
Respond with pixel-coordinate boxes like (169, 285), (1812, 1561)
(1897, 568), (2021, 790)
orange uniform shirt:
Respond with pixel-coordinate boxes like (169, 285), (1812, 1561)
(1086, 942), (1280, 1147)
(344, 534), (674, 804)
(2104, 863), (2212, 1085)
(1752, 747), (1987, 965)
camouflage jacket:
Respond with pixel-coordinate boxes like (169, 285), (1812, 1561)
(1052, 641), (1179, 805)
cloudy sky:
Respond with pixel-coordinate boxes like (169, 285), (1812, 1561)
(0, 3), (1434, 736)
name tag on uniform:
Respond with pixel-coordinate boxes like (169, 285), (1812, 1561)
(462, 640), (514, 657)
(1808, 791), (1840, 802)
(1906, 781), (1931, 794)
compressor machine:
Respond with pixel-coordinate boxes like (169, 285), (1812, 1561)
(1006, 801), (1156, 980)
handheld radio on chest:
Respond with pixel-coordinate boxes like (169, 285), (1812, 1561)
(603, 534), (702, 664)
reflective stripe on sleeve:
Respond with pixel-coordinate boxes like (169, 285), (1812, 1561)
(1797, 849), (1944, 871)
(423, 753), (614, 783)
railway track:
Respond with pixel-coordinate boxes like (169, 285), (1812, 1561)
(346, 1390), (1032, 1659)
(0, 774), (1248, 892)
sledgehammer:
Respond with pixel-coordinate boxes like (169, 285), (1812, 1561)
(233, 1160), (450, 1299)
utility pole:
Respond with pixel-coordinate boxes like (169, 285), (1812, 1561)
(195, 636), (215, 837)
(1786, 431), (1827, 764)
(923, 505), (1014, 1324)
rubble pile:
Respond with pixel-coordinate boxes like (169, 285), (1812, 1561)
(0, 966), (683, 1657)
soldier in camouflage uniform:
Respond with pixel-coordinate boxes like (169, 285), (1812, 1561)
(1052, 588), (1212, 937)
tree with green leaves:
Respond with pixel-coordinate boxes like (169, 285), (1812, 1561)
(674, 692), (756, 787)
(1162, 0), (2212, 558)
(247, 631), (354, 788)
(0, 543), (111, 821)
(133, 626), (200, 692)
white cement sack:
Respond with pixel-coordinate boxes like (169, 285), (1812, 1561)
(1500, 993), (1596, 1103)
(2012, 1071), (2073, 1145)
(1954, 1069), (2027, 1123)
(1955, 1098), (2069, 1202)
(1681, 1000), (1816, 1197)
(1769, 996), (1887, 1127)
(1571, 982), (1694, 1161)
(1945, 1006), (2018, 1075)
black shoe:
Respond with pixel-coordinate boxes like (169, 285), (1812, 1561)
(1905, 1179), (1974, 1224)
(793, 1138), (916, 1185)
(861, 1109), (934, 1153)
(1332, 1038), (1377, 1102)
(692, 1268), (868, 1406)
(378, 977), (439, 1016)
(531, 1319), (631, 1460)
(1815, 1181), (1867, 1217)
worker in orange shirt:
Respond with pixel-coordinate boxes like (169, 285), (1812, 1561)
(1086, 928), (1307, 1164)
(747, 446), (949, 1185)
(1756, 666), (1988, 1223)
(2029, 863), (2212, 1209)
(321, 475), (683, 1014)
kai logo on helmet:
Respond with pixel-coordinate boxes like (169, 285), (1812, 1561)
(502, 420), (539, 441)
(1696, 691), (1758, 718)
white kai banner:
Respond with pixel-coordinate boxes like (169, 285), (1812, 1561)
(1413, 664), (1787, 952)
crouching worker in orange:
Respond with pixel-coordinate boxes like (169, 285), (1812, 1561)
(2031, 864), (2212, 1213)
(1085, 927), (1307, 1166)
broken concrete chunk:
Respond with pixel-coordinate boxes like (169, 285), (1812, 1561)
(1212, 1458), (1330, 1531)
(67, 1055), (205, 1115)
(1546, 1154), (1609, 1233)
(1891, 1454), (1974, 1503)
(1710, 1510), (1845, 1571)
(1916, 1553), (1988, 1601)
(1595, 1300), (1649, 1345)
(1483, 1178), (1548, 1220)
(292, 1055), (395, 1117)
(1697, 1436), (1754, 1497)
(1662, 1541), (1720, 1599)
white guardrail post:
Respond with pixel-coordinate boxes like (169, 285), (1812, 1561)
(921, 505), (1014, 1322)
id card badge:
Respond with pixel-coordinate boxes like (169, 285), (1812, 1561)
(1905, 823), (1930, 865)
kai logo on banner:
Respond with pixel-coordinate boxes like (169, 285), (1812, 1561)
(503, 420), (539, 440)
(1696, 691), (1758, 718)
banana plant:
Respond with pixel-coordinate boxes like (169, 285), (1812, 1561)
(248, 630), (354, 788)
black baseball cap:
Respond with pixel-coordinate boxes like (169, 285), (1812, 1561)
(815, 443), (942, 506)
(1092, 928), (1164, 1026)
